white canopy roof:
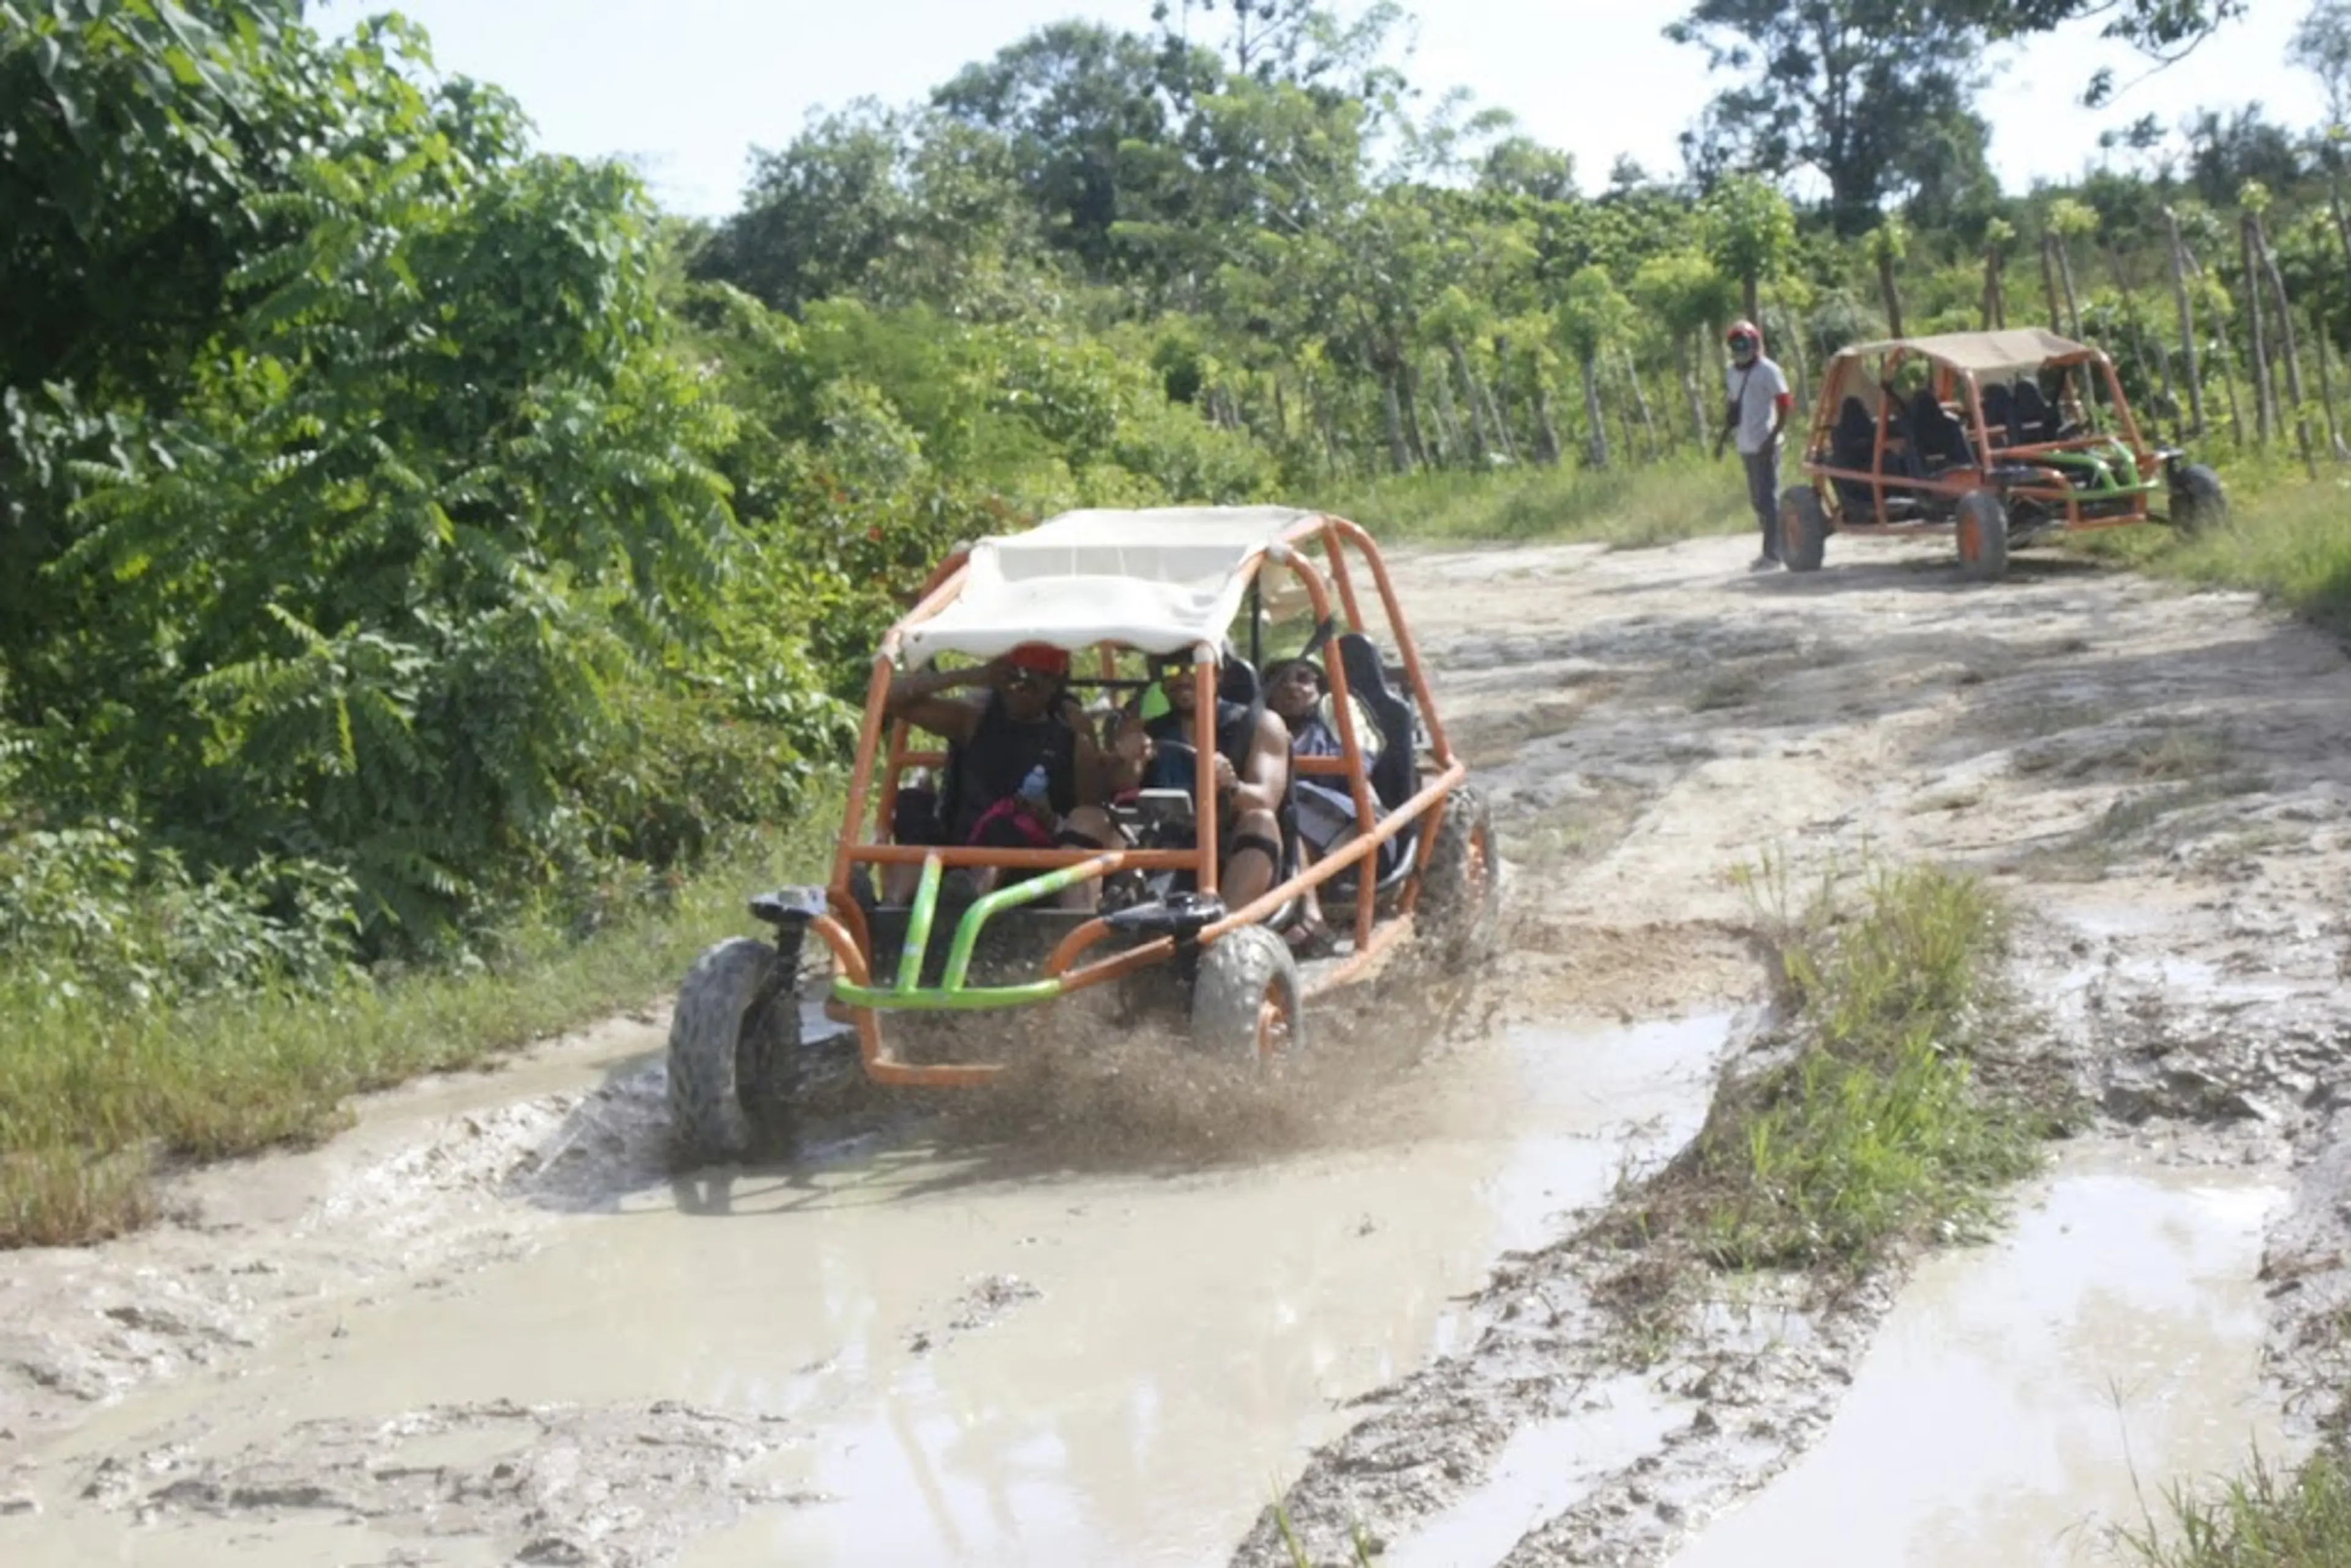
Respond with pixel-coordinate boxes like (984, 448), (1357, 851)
(1832, 327), (2093, 375)
(900, 506), (1316, 664)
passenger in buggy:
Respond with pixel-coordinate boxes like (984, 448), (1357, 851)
(880, 642), (1122, 904)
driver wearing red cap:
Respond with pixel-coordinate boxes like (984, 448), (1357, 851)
(882, 642), (1119, 901)
(1712, 320), (1796, 572)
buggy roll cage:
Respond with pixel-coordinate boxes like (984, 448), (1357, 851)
(770, 512), (1468, 1088)
(1800, 340), (2173, 534)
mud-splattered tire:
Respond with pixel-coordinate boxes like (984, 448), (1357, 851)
(1777, 486), (1828, 572)
(666, 937), (801, 1164)
(1419, 784), (1500, 960)
(1190, 925), (1306, 1068)
(1955, 490), (2008, 582)
(2170, 463), (2227, 535)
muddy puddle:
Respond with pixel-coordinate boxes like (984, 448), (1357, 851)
(1670, 1147), (2289, 1568)
(2, 1011), (1733, 1566)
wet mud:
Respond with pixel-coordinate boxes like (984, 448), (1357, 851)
(9, 530), (2351, 1565)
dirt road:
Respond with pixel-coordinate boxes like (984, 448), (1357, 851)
(7, 530), (2351, 1566)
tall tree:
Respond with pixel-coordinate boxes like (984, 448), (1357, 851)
(1701, 174), (1795, 323)
(931, 23), (1179, 277)
(1667, 0), (1990, 234)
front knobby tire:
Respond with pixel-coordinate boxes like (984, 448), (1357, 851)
(1419, 784), (1501, 961)
(666, 936), (803, 1164)
(1777, 486), (1829, 572)
(1190, 925), (1307, 1068)
(1955, 490), (2009, 582)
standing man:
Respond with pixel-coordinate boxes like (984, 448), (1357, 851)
(1712, 320), (1794, 572)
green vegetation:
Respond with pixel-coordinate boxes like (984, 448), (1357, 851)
(0, 798), (838, 1247)
(1322, 459), (1736, 547)
(0, 0), (2324, 1247)
(2120, 1450), (2351, 1567)
(2077, 465), (2351, 640)
(1597, 859), (2052, 1337)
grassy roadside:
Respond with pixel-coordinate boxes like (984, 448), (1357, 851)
(0, 800), (839, 1249)
(2119, 1450), (2351, 1567)
(1594, 857), (2060, 1340)
(2073, 461), (2351, 640)
(1318, 456), (1744, 548)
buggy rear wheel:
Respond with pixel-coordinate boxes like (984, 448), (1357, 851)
(1418, 784), (1499, 960)
(666, 936), (803, 1164)
(2170, 463), (2227, 535)
(1955, 490), (2008, 582)
(1777, 486), (1828, 572)
(1190, 926), (1305, 1068)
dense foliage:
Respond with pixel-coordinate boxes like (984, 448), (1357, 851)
(0, 0), (2332, 998)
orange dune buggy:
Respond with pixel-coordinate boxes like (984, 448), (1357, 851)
(664, 506), (1499, 1161)
(1778, 327), (2226, 581)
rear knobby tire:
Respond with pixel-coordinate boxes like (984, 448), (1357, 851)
(1418, 784), (1500, 960)
(2170, 463), (2227, 535)
(1190, 925), (1306, 1068)
(1955, 490), (2009, 582)
(1777, 486), (1829, 572)
(666, 936), (802, 1164)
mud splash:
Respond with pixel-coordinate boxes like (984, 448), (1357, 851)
(1671, 1149), (2289, 1568)
(1, 1013), (1733, 1566)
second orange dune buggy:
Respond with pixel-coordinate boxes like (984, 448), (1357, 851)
(1778, 327), (2227, 581)
(664, 506), (1499, 1161)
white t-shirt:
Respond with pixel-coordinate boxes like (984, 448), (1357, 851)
(1727, 357), (1790, 456)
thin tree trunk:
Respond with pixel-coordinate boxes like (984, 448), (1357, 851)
(1479, 338), (1520, 463)
(1580, 354), (1608, 468)
(1876, 247), (1905, 337)
(2039, 230), (2064, 332)
(1398, 363), (1431, 467)
(2105, 242), (2170, 433)
(2315, 318), (2349, 461)
(1981, 244), (2005, 329)
(1741, 274), (1759, 325)
(1430, 362), (1468, 468)
(1381, 371), (1413, 471)
(1679, 333), (1709, 448)
(2054, 235), (2083, 341)
(2254, 214), (2319, 477)
(1534, 380), (1563, 466)
(2241, 213), (2276, 446)
(2164, 207), (2207, 439)
(1621, 345), (1659, 459)
(1445, 340), (1491, 465)
(2330, 152), (2351, 272)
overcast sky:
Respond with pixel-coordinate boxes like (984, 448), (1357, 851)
(320, 0), (2322, 218)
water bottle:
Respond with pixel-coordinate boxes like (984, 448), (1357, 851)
(1017, 763), (1050, 809)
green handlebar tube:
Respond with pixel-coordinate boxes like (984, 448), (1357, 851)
(833, 853), (1103, 1013)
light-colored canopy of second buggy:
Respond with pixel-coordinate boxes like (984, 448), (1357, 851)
(899, 505), (1317, 665)
(1829, 327), (2091, 377)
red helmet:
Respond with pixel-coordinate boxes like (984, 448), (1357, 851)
(1004, 642), (1071, 678)
(1726, 319), (1763, 351)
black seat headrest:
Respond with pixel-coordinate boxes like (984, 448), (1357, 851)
(1335, 632), (1417, 812)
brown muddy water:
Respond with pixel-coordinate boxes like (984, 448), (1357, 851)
(1669, 1149), (2289, 1568)
(1, 1012), (1733, 1566)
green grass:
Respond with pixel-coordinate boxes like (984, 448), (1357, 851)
(0, 797), (841, 1248)
(1599, 858), (2047, 1328)
(2074, 460), (2351, 640)
(2118, 1450), (2351, 1567)
(1316, 456), (1742, 547)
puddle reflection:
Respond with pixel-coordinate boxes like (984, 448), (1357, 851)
(1673, 1153), (2287, 1568)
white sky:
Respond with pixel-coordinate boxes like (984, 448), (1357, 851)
(317, 0), (2323, 217)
